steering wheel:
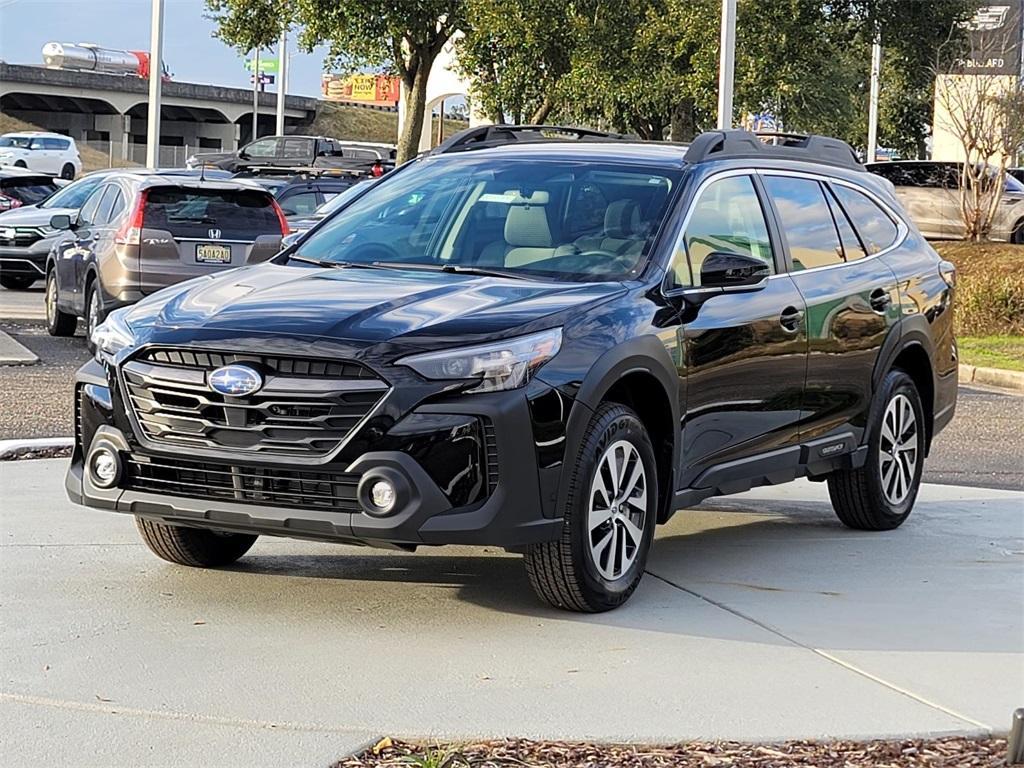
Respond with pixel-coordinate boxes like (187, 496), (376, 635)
(345, 242), (401, 263)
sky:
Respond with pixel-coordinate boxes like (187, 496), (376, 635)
(0, 0), (333, 97)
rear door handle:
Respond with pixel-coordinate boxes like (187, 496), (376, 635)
(869, 287), (892, 313)
(779, 305), (804, 332)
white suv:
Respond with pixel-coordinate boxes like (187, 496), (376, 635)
(0, 132), (82, 180)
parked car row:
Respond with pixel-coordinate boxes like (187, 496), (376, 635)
(63, 125), (957, 612)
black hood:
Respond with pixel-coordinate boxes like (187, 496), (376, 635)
(127, 262), (625, 344)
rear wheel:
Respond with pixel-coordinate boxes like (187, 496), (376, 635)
(13, 160), (26, 168)
(525, 402), (657, 612)
(60, 163), (75, 180)
(45, 270), (76, 337)
(136, 517), (258, 567)
(0, 275), (35, 290)
(828, 369), (925, 531)
(1012, 219), (1024, 245)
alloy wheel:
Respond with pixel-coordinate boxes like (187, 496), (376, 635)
(588, 439), (648, 580)
(87, 289), (100, 338)
(45, 275), (57, 326)
(878, 393), (918, 506)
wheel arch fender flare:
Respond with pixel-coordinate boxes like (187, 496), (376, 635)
(549, 334), (681, 523)
(869, 316), (937, 447)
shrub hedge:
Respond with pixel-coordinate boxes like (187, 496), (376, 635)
(933, 242), (1024, 337)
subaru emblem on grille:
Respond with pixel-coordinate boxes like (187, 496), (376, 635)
(208, 364), (263, 396)
(208, 228), (222, 240)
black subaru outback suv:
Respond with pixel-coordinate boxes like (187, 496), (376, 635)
(67, 127), (957, 612)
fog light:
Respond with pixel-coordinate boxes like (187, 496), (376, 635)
(90, 448), (119, 488)
(370, 479), (396, 512)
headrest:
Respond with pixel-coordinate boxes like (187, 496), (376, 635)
(604, 200), (641, 238)
(504, 204), (552, 248)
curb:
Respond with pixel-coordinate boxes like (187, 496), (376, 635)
(0, 437), (74, 459)
(959, 364), (1024, 393)
(0, 330), (38, 366)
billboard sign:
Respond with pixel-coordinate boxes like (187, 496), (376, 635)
(321, 74), (400, 105)
(953, 1), (1023, 75)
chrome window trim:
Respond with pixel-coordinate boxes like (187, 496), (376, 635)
(662, 166), (910, 290)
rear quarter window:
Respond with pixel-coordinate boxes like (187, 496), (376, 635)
(831, 184), (900, 254)
(144, 187), (280, 237)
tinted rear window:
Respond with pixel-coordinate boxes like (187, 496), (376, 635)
(144, 187), (279, 236)
(0, 177), (60, 204)
(831, 184), (900, 254)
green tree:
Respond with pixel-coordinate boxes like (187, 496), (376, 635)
(456, 0), (576, 124)
(294, 0), (468, 162)
(205, 0), (289, 64)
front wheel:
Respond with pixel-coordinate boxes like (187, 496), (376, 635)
(525, 402), (658, 612)
(45, 270), (77, 337)
(828, 369), (925, 530)
(136, 518), (258, 567)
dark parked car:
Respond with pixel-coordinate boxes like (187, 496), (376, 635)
(275, 174), (362, 219)
(0, 167), (60, 212)
(189, 135), (395, 177)
(45, 172), (288, 343)
(68, 127), (957, 612)
(0, 170), (114, 289)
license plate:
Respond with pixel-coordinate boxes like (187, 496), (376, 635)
(196, 244), (231, 264)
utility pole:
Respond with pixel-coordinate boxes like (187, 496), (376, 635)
(867, 39), (882, 163)
(252, 48), (260, 142)
(716, 0), (737, 130)
(145, 0), (165, 168)
(275, 29), (287, 136)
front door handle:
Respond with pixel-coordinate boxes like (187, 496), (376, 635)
(779, 305), (804, 332)
(869, 287), (892, 313)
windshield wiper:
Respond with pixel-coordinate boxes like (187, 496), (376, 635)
(287, 255), (401, 271)
(169, 215), (217, 224)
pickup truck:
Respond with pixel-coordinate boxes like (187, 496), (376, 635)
(187, 135), (395, 177)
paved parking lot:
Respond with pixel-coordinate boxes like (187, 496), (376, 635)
(1, 459), (1021, 767)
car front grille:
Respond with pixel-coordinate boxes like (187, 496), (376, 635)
(120, 350), (389, 458)
(123, 454), (361, 512)
(0, 226), (47, 248)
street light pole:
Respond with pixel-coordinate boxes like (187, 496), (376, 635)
(252, 48), (260, 142)
(867, 39), (882, 163)
(145, 0), (165, 168)
(716, 0), (737, 130)
(275, 29), (288, 136)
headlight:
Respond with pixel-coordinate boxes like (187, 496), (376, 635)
(398, 328), (562, 393)
(91, 307), (135, 363)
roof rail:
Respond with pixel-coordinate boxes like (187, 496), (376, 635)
(683, 129), (863, 171)
(431, 124), (629, 155)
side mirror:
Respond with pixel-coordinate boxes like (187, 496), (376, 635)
(238, 150), (250, 160)
(50, 213), (74, 231)
(280, 230), (303, 250)
(700, 251), (770, 290)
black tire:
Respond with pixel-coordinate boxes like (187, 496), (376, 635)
(13, 160), (26, 168)
(525, 402), (658, 612)
(0, 275), (36, 290)
(60, 163), (76, 180)
(828, 369), (925, 531)
(1011, 219), (1024, 245)
(136, 517), (258, 567)
(84, 281), (105, 351)
(44, 270), (77, 337)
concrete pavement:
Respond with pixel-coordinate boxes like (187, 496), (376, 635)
(2, 458), (1021, 767)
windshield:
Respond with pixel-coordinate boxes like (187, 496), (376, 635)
(293, 156), (679, 282)
(40, 174), (106, 210)
(1006, 173), (1024, 194)
(0, 136), (32, 149)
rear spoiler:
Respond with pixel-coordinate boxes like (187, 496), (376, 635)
(239, 165), (368, 179)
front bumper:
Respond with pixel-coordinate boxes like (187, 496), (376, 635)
(0, 246), (46, 279)
(67, 358), (564, 549)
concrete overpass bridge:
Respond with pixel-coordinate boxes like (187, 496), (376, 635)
(0, 63), (318, 159)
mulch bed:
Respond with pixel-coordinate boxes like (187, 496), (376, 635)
(0, 446), (73, 461)
(336, 737), (1009, 768)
